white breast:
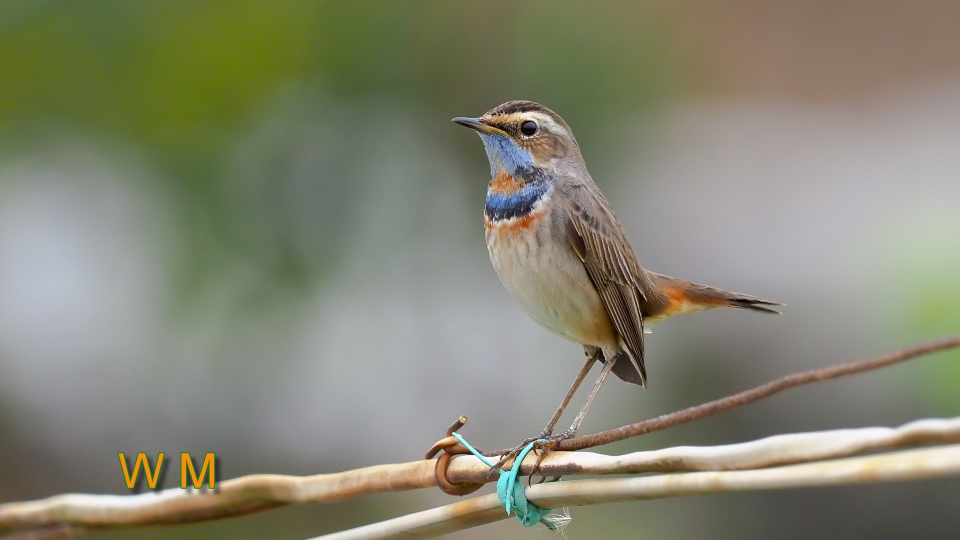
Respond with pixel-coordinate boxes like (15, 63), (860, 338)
(484, 195), (618, 349)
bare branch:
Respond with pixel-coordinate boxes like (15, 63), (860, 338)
(315, 445), (960, 540)
(518, 416), (960, 478)
(2, 417), (960, 538)
(1, 336), (957, 539)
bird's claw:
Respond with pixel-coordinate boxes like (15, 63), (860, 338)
(488, 430), (576, 480)
(488, 437), (537, 479)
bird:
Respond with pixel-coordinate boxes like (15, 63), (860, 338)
(452, 100), (781, 463)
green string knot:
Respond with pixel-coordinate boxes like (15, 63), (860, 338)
(451, 432), (569, 531)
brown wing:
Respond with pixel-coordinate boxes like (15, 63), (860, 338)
(562, 187), (652, 387)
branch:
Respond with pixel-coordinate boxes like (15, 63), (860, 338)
(1, 336), (957, 538)
(2, 417), (960, 538)
(314, 445), (960, 540)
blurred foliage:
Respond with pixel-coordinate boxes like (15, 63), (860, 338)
(0, 0), (682, 306)
(883, 212), (960, 410)
(1, 3), (959, 539)
(0, 0), (680, 158)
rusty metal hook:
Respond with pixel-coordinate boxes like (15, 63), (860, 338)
(424, 416), (485, 496)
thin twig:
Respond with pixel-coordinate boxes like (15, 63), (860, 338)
(486, 335), (960, 455)
(314, 444), (960, 540)
(517, 416), (960, 478)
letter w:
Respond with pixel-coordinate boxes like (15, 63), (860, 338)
(118, 452), (165, 490)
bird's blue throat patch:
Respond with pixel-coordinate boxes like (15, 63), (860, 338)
(485, 166), (551, 222)
(479, 133), (534, 175)
(479, 133), (550, 221)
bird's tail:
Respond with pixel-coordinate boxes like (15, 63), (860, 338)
(646, 272), (783, 318)
(610, 349), (646, 387)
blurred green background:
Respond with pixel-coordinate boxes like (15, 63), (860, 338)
(0, 1), (958, 539)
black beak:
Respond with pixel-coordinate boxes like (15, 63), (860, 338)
(452, 116), (507, 135)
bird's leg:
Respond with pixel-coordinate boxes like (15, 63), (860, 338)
(525, 358), (617, 479)
(536, 349), (600, 439)
(554, 357), (615, 441)
(488, 351), (599, 476)
(491, 352), (611, 477)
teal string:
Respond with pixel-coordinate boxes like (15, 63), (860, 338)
(451, 432), (560, 529)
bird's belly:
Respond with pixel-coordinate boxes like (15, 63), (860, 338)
(484, 208), (617, 349)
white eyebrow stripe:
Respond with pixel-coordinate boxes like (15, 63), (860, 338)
(525, 112), (566, 134)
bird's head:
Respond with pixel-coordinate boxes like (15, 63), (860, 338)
(453, 100), (581, 177)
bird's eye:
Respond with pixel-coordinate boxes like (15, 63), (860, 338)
(520, 120), (538, 136)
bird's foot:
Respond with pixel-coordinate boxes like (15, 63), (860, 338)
(488, 429), (576, 480)
(528, 429), (577, 482)
(487, 434), (543, 479)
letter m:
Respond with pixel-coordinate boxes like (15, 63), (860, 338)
(181, 452), (216, 489)
(118, 452), (165, 490)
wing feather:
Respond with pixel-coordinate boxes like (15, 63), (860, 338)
(562, 186), (651, 386)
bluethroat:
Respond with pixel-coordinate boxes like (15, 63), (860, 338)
(453, 100), (782, 461)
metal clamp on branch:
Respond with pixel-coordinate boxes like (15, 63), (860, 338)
(424, 416), (485, 496)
